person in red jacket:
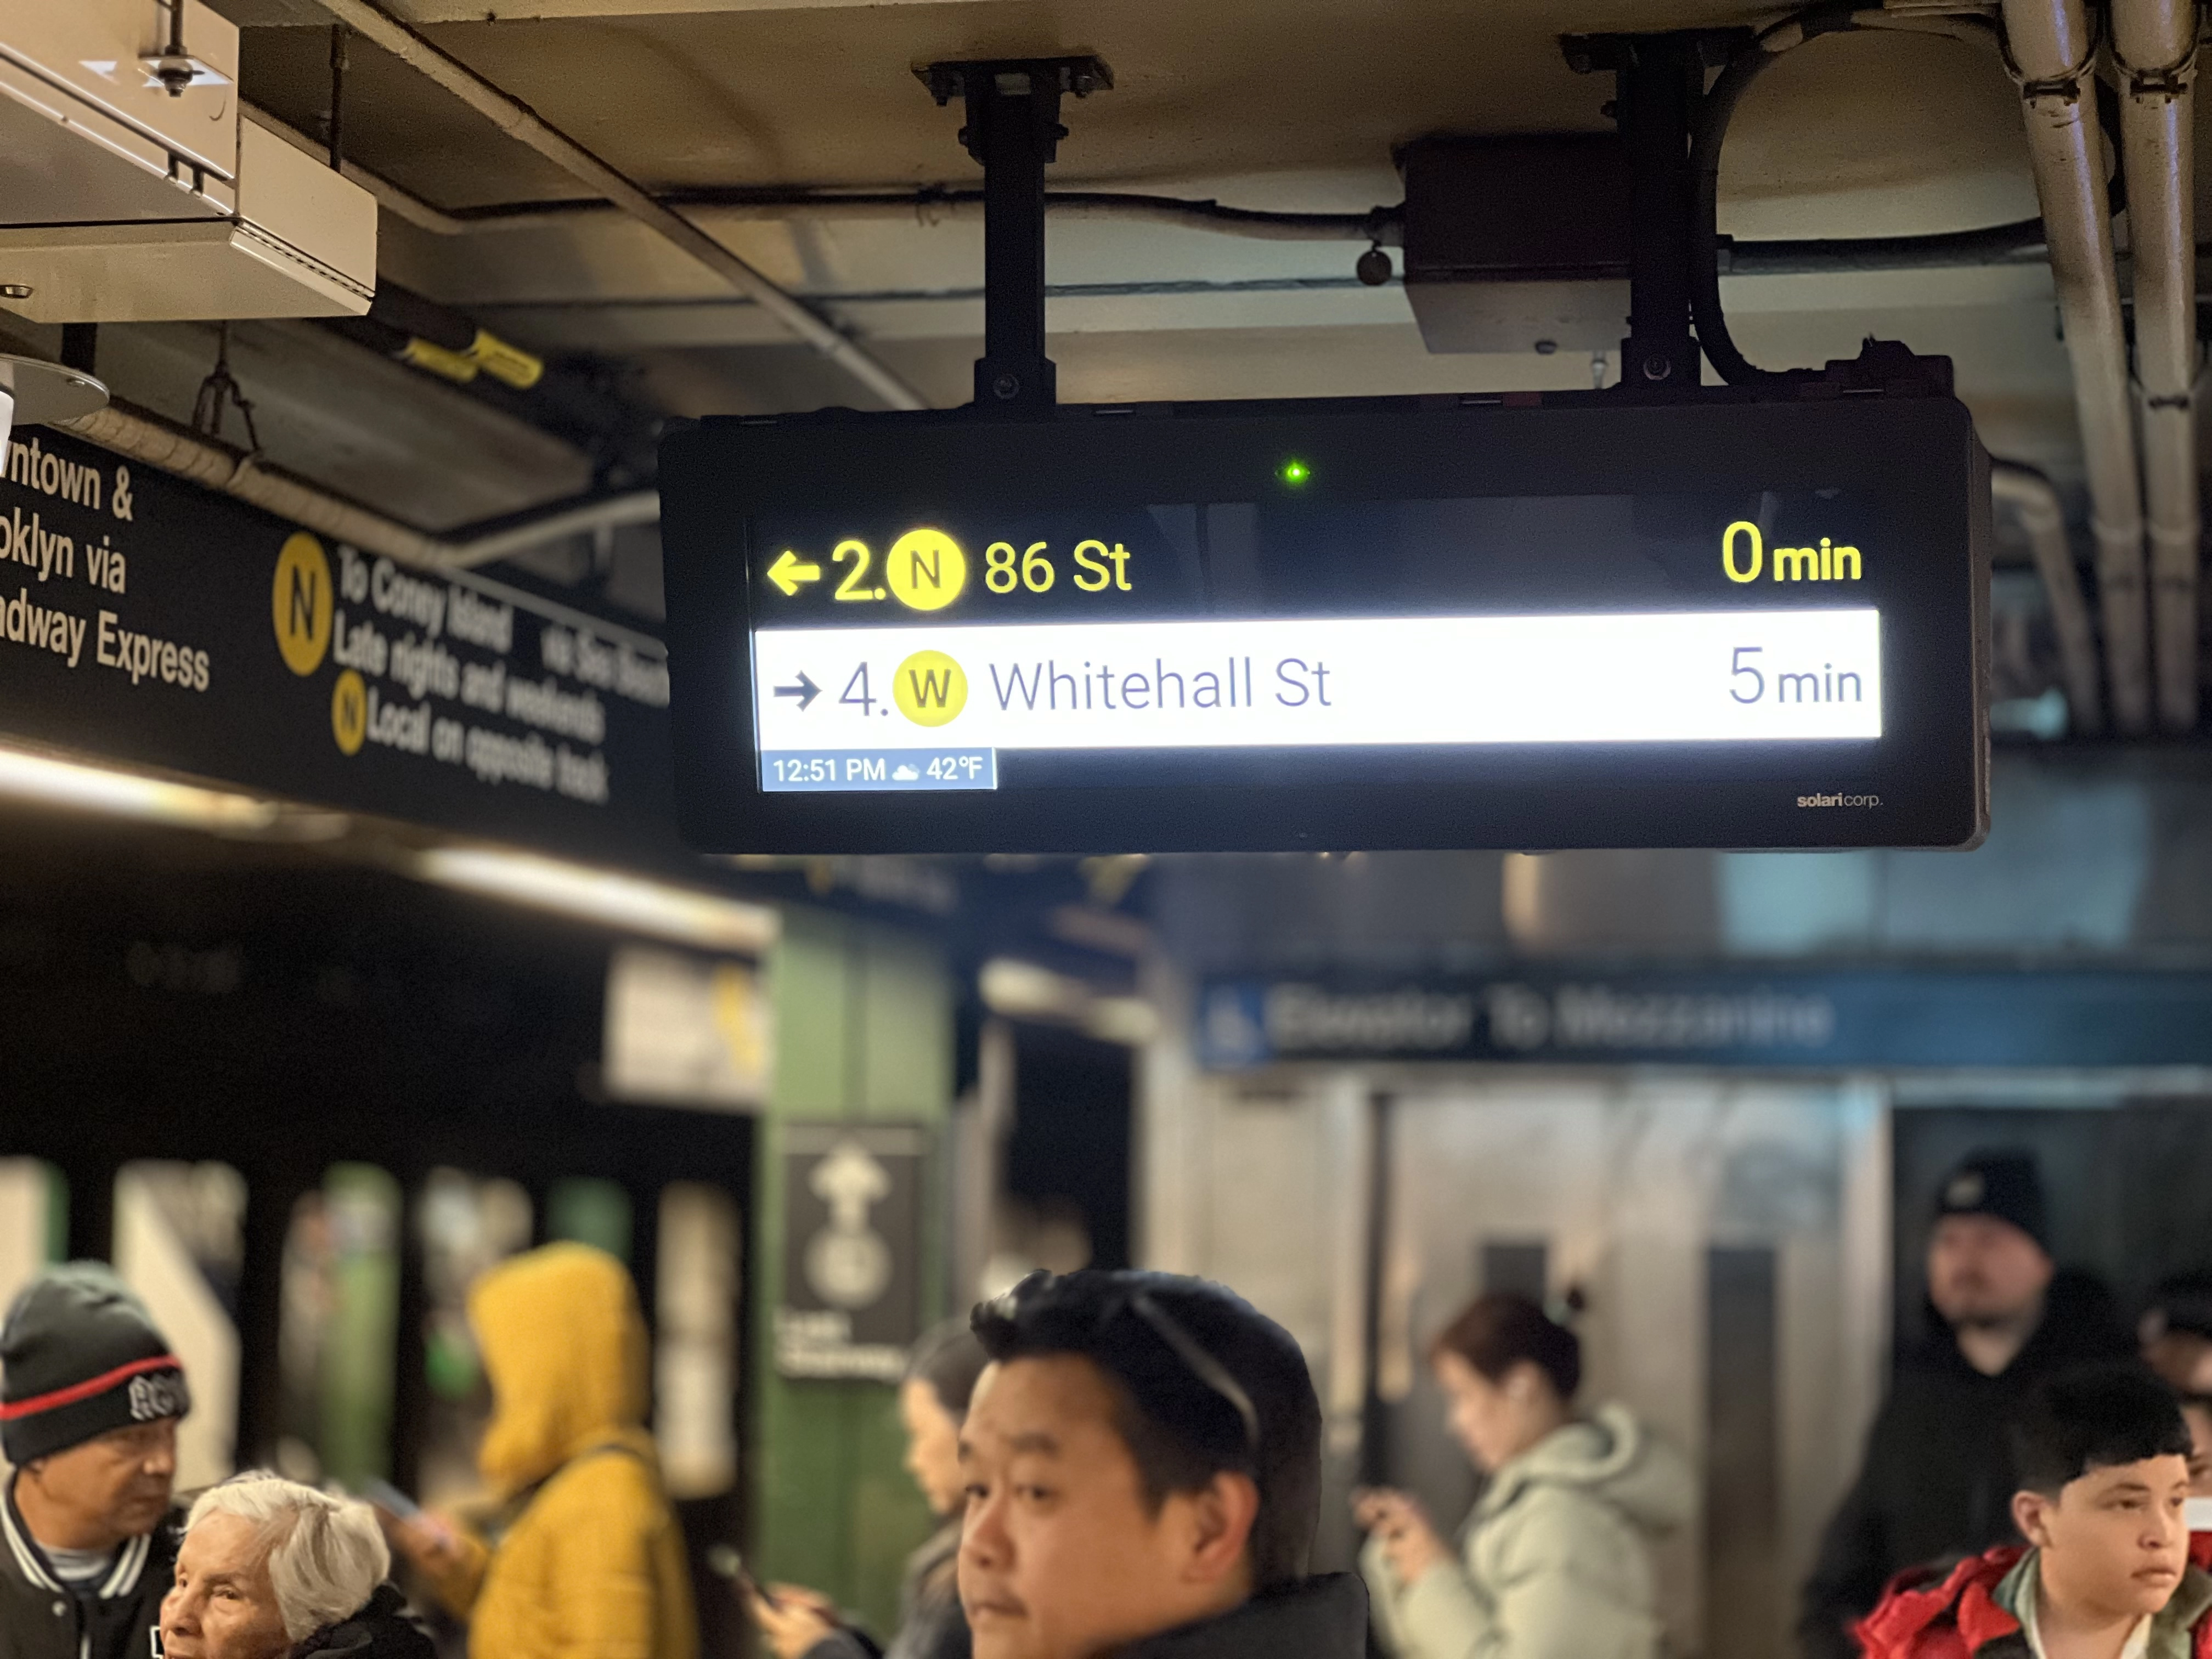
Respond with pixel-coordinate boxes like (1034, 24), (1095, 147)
(1855, 1364), (2210, 1659)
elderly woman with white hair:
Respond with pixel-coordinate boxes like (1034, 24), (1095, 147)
(159, 1474), (432, 1659)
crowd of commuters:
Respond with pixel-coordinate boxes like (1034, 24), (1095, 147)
(7, 1147), (2212, 1659)
(1799, 1153), (2140, 1656)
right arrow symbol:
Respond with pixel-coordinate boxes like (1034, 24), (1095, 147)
(774, 672), (820, 709)
(766, 550), (823, 597)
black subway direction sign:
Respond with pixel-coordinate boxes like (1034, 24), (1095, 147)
(661, 390), (1992, 853)
(0, 429), (685, 868)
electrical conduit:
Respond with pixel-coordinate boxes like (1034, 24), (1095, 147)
(1992, 464), (2105, 731)
(2001, 0), (2154, 731)
(2112, 0), (2202, 731)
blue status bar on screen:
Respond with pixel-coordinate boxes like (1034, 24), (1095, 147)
(761, 749), (998, 793)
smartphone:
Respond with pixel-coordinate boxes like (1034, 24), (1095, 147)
(360, 1479), (422, 1522)
(706, 1544), (780, 1611)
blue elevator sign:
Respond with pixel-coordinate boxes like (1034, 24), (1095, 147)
(1197, 970), (2212, 1070)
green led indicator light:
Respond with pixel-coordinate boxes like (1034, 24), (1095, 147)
(1279, 459), (1311, 485)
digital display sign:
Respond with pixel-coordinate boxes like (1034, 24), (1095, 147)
(659, 392), (1988, 853)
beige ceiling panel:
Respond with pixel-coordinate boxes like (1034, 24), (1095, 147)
(1718, 30), (2035, 237)
(470, 278), (1411, 348)
(627, 323), (1620, 421)
(1719, 264), (2055, 317)
(476, 264), (2054, 356)
(383, 0), (1012, 18)
(236, 0), (2025, 220)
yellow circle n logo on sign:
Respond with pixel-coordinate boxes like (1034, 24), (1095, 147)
(893, 650), (967, 726)
(272, 532), (333, 676)
(331, 669), (368, 755)
(885, 528), (967, 612)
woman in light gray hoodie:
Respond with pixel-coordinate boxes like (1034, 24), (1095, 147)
(1356, 1293), (1692, 1659)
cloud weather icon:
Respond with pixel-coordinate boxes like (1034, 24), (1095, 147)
(893, 764), (919, 780)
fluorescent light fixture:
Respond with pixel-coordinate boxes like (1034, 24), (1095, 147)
(413, 847), (780, 954)
(979, 956), (1159, 1046)
(0, 745), (279, 831)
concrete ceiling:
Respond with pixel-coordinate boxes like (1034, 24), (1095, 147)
(162, 0), (2175, 540)
(230, 1), (2031, 210)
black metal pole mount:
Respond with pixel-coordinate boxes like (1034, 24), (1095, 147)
(918, 55), (1113, 413)
(1562, 31), (1743, 392)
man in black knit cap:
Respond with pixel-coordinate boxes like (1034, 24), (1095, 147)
(1, 1262), (190, 1659)
(1798, 1150), (2135, 1659)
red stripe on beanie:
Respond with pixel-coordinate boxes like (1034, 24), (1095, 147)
(0, 1355), (184, 1421)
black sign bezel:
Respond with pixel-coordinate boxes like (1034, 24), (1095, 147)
(659, 390), (1989, 854)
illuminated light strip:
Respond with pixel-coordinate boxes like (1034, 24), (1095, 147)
(753, 610), (1883, 751)
(0, 745), (280, 830)
(412, 847), (780, 955)
(979, 956), (1159, 1046)
(0, 749), (777, 953)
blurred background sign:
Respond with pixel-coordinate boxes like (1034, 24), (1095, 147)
(0, 432), (683, 872)
(603, 945), (772, 1109)
(1198, 968), (2212, 1069)
(774, 1123), (928, 1382)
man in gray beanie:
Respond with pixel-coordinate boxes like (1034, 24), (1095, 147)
(1, 1262), (191, 1659)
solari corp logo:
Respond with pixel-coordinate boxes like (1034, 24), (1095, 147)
(1797, 791), (1882, 808)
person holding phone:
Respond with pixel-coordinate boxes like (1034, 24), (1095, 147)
(748, 1322), (988, 1659)
(381, 1243), (697, 1659)
(1355, 1292), (1690, 1659)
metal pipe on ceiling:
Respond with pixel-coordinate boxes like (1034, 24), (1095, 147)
(54, 399), (655, 573)
(294, 0), (928, 413)
(1992, 463), (2104, 731)
(2112, 0), (2202, 732)
(2000, 0), (2153, 732)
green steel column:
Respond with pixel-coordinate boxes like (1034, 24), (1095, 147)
(752, 907), (954, 1633)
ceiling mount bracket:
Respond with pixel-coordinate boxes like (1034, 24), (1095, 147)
(918, 55), (1113, 414)
(1563, 31), (1743, 391)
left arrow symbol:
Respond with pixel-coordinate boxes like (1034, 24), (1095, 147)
(774, 672), (821, 709)
(766, 550), (822, 596)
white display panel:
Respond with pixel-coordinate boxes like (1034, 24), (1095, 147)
(752, 609), (1881, 789)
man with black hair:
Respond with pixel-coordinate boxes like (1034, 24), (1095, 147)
(1855, 1363), (2212, 1658)
(958, 1269), (1366, 1659)
(1802, 1152), (2136, 1659)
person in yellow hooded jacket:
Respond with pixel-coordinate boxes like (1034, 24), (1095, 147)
(385, 1243), (698, 1659)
